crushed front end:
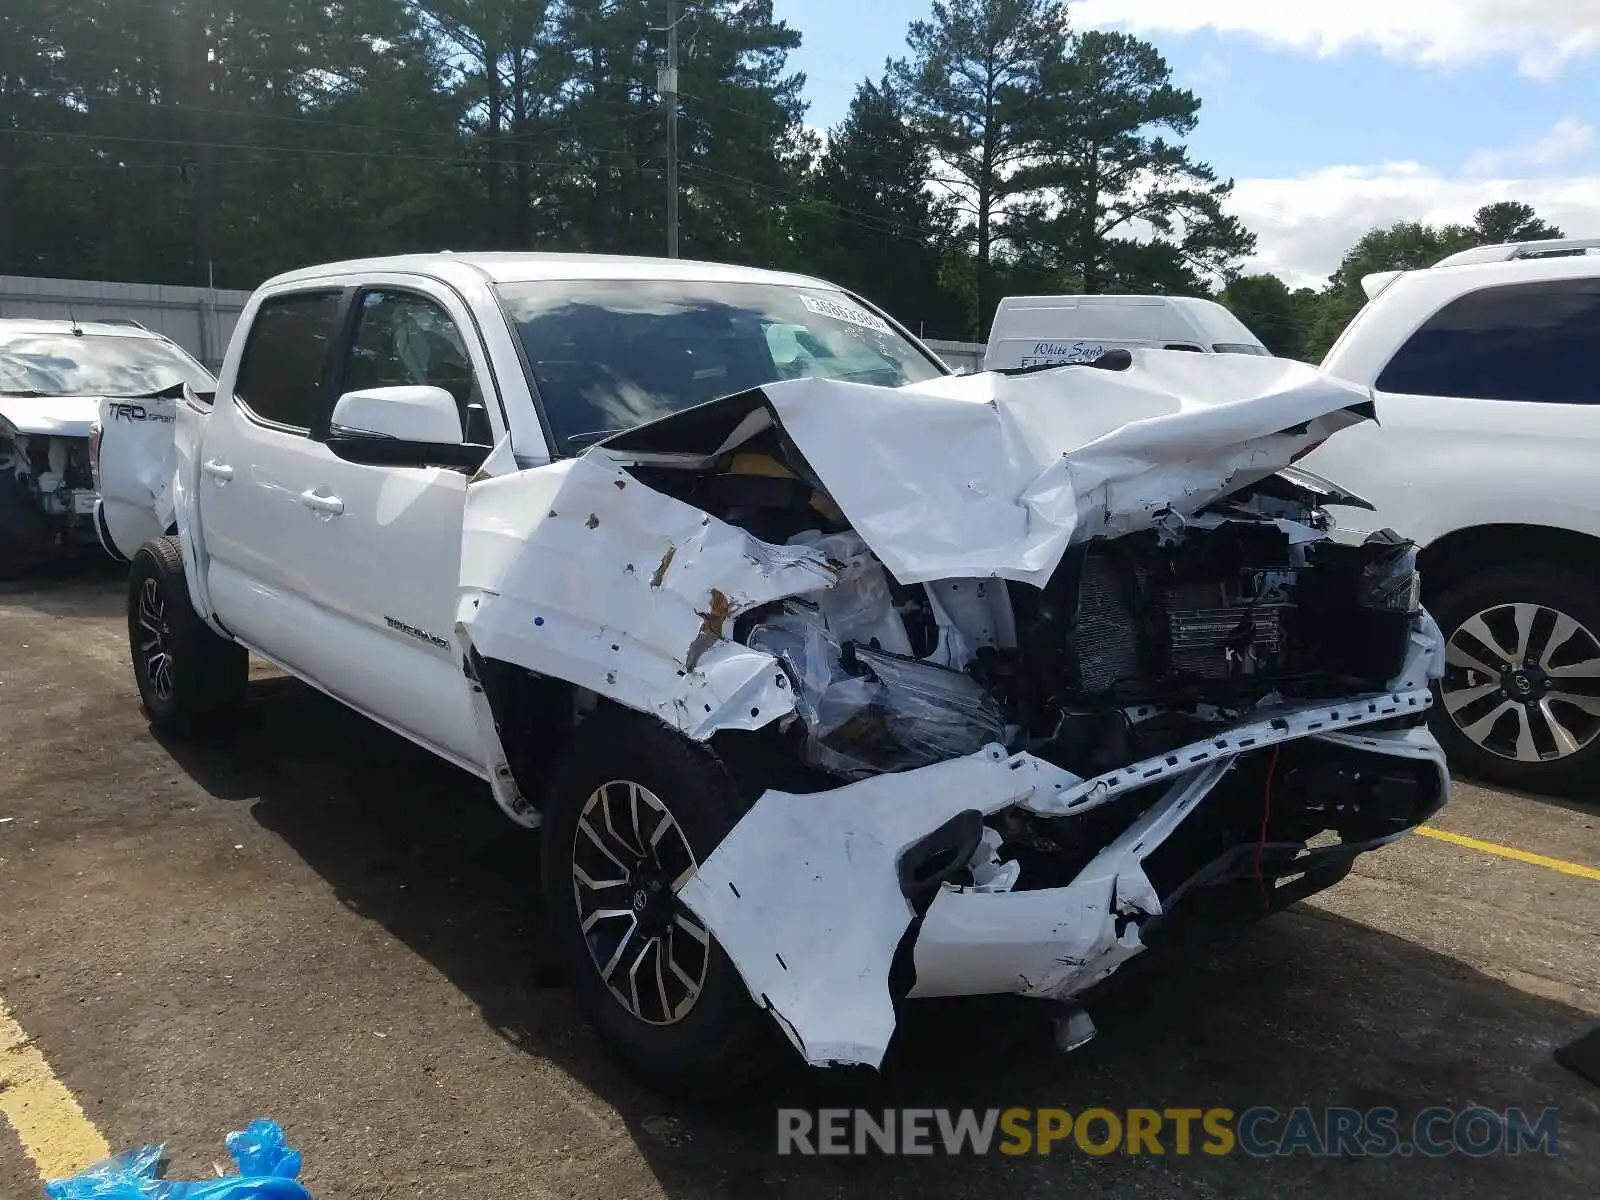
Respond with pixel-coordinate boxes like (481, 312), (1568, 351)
(457, 350), (1451, 1071)
(0, 422), (101, 567)
(673, 492), (1448, 1068)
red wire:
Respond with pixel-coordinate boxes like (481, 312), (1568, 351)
(1254, 746), (1280, 914)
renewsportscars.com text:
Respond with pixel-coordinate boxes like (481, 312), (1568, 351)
(776, 1105), (1561, 1158)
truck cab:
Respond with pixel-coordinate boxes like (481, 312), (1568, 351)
(94, 253), (950, 778)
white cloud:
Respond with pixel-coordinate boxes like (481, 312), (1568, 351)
(1074, 0), (1600, 77)
(1465, 116), (1596, 176)
(1230, 163), (1600, 286)
(1228, 116), (1600, 285)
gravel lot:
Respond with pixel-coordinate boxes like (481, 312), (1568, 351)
(2, 566), (1598, 1199)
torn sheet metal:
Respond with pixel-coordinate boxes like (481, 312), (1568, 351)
(747, 612), (1006, 778)
(600, 352), (1376, 587)
(456, 453), (841, 740)
(676, 681), (1439, 1070)
(910, 722), (1451, 1000)
(674, 745), (1077, 1068)
(908, 761), (1230, 1001)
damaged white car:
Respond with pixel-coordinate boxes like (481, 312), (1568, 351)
(0, 317), (216, 572)
(93, 254), (1449, 1090)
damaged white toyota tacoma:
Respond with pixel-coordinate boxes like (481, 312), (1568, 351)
(94, 253), (1450, 1089)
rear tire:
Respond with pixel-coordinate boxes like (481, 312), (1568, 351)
(127, 535), (247, 735)
(1427, 563), (1600, 796)
(540, 709), (785, 1096)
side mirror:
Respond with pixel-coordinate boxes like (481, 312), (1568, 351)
(326, 385), (488, 470)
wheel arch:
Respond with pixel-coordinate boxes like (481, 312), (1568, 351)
(1419, 523), (1600, 600)
(165, 473), (229, 636)
(472, 654), (586, 815)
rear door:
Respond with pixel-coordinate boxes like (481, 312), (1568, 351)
(197, 286), (349, 675)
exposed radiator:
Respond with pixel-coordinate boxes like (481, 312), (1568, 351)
(1167, 604), (1288, 679)
(1071, 552), (1145, 692)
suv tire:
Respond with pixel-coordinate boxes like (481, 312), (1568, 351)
(1428, 564), (1600, 795)
(127, 535), (247, 734)
(540, 708), (783, 1094)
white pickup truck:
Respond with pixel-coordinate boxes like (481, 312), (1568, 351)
(93, 252), (1450, 1091)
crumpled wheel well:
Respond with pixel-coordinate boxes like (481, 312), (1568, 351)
(472, 656), (583, 808)
(471, 653), (845, 816)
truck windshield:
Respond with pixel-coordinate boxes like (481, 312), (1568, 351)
(0, 333), (216, 397)
(493, 278), (947, 454)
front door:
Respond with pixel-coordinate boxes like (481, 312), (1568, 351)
(291, 282), (504, 767)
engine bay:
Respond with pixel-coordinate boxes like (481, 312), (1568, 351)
(0, 430), (100, 560)
(632, 447), (1426, 787)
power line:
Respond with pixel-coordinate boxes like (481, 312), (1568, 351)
(678, 88), (928, 175)
(682, 164), (937, 245)
(70, 92), (661, 150)
(2, 127), (838, 232)
(9, 128), (947, 248)
(3, 126), (566, 169)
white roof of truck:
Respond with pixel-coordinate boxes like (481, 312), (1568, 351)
(261, 252), (839, 293)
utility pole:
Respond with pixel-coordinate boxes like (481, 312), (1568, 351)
(662, 0), (680, 257)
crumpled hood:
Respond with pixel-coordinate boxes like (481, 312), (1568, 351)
(598, 350), (1377, 587)
(0, 394), (102, 438)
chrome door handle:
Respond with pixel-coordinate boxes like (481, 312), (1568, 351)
(203, 459), (234, 482)
(299, 489), (344, 517)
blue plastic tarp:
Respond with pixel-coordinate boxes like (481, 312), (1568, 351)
(43, 1120), (314, 1200)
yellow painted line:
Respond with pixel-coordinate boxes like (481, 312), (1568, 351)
(1417, 825), (1600, 882)
(0, 998), (111, 1181)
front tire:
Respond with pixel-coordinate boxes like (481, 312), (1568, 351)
(540, 709), (783, 1094)
(1428, 564), (1600, 795)
(127, 536), (247, 735)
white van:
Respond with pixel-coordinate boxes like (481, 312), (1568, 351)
(983, 294), (1271, 372)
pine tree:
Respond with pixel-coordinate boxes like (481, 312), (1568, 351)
(803, 78), (963, 335)
(892, 0), (1070, 332)
(1012, 30), (1254, 295)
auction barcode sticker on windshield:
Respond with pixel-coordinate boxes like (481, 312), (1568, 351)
(801, 294), (892, 334)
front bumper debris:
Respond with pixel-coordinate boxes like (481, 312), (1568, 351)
(677, 696), (1447, 1070)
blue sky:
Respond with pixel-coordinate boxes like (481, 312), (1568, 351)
(771, 0), (1600, 285)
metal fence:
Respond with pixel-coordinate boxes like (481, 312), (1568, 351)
(0, 275), (252, 369)
(925, 338), (985, 373)
(0, 274), (988, 376)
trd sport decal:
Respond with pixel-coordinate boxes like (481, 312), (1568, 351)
(384, 616), (451, 650)
(107, 402), (176, 423)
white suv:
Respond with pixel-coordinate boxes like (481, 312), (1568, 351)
(1301, 238), (1600, 795)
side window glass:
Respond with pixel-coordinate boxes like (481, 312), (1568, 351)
(234, 291), (344, 431)
(345, 290), (492, 444)
(1376, 278), (1600, 403)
